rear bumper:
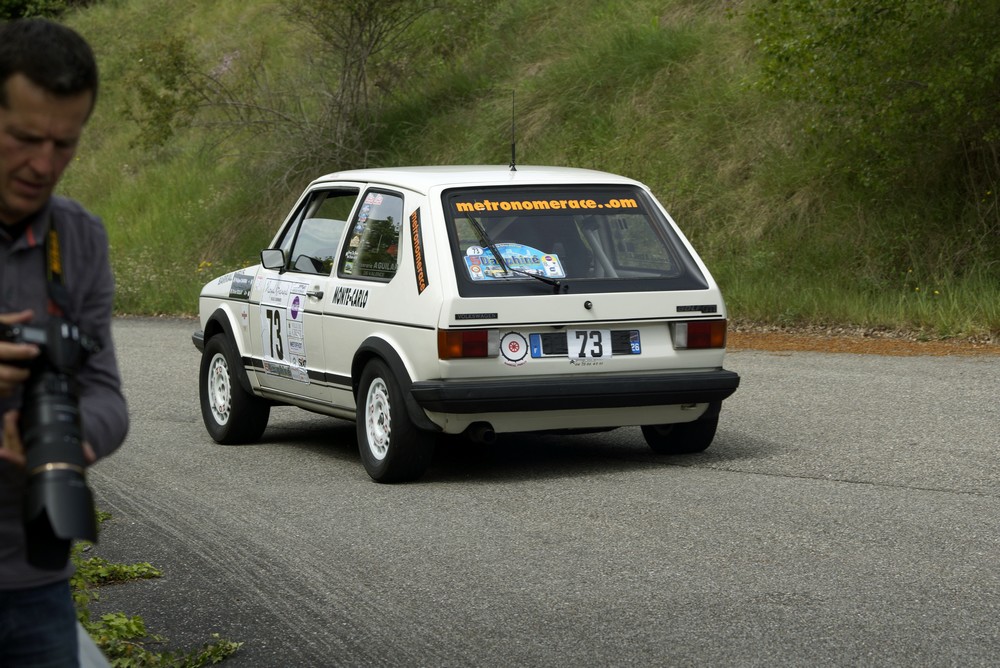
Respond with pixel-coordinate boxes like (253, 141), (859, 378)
(410, 369), (740, 414)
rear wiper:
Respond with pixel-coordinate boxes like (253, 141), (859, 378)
(466, 215), (567, 293)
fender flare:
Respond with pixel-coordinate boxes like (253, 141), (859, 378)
(352, 336), (441, 433)
(201, 308), (256, 396)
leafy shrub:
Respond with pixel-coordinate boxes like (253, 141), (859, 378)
(748, 0), (1000, 197)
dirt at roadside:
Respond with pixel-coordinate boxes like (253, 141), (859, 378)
(728, 324), (1000, 357)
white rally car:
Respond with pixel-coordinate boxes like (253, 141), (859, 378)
(193, 166), (740, 482)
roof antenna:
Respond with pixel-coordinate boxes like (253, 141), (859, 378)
(509, 89), (517, 172)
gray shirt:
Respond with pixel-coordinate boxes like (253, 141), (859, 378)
(0, 195), (129, 589)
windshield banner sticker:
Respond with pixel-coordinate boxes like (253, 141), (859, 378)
(453, 196), (639, 215)
(465, 243), (565, 281)
(259, 278), (309, 383)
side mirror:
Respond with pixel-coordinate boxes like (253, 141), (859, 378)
(260, 248), (285, 271)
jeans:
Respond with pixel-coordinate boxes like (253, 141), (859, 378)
(0, 580), (79, 667)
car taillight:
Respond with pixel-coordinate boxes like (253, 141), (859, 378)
(672, 320), (727, 349)
(438, 329), (500, 359)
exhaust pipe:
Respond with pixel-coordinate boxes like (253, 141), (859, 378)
(467, 422), (496, 444)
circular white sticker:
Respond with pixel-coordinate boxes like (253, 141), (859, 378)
(500, 331), (529, 366)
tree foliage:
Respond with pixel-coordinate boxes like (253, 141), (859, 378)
(281, 0), (438, 125)
(120, 35), (204, 151)
(271, 0), (438, 176)
(120, 0), (441, 187)
(748, 0), (1000, 200)
(0, 0), (94, 19)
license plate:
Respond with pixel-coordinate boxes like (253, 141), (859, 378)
(529, 330), (641, 357)
(566, 329), (612, 358)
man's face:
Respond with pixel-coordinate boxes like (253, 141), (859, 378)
(0, 73), (93, 226)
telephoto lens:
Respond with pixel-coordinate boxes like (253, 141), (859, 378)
(20, 366), (97, 569)
(0, 319), (101, 570)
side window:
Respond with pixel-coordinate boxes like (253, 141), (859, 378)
(279, 189), (358, 275)
(339, 190), (403, 281)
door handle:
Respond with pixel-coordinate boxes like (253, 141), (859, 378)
(306, 290), (324, 299)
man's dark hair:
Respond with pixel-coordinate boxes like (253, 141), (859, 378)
(0, 18), (99, 113)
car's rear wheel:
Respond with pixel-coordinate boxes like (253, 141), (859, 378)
(641, 401), (721, 455)
(200, 334), (270, 444)
(357, 359), (434, 483)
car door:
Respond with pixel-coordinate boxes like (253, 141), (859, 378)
(251, 187), (359, 406)
(321, 187), (408, 410)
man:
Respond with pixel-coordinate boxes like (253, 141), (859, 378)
(0, 18), (128, 666)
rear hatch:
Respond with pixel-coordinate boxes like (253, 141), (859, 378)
(436, 184), (728, 378)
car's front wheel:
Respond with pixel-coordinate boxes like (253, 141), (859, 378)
(200, 334), (270, 444)
(356, 359), (434, 483)
(641, 402), (721, 455)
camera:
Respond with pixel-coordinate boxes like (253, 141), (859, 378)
(0, 318), (100, 570)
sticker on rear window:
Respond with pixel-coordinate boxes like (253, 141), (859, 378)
(464, 243), (565, 281)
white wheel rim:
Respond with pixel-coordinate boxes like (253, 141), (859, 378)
(207, 352), (231, 425)
(365, 378), (391, 461)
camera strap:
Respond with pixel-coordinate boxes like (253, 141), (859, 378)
(43, 215), (71, 318)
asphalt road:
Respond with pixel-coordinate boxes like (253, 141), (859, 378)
(87, 317), (1000, 667)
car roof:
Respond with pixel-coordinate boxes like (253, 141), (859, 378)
(308, 165), (646, 194)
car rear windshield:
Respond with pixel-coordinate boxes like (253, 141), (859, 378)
(443, 185), (708, 296)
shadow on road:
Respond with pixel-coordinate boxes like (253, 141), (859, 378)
(231, 407), (783, 484)
(246, 414), (780, 484)
(426, 429), (783, 483)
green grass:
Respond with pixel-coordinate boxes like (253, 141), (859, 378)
(71, 514), (242, 665)
(54, 0), (998, 339)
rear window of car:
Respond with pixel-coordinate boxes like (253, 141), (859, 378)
(443, 185), (708, 296)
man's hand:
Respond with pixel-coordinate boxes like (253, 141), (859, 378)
(1, 410), (96, 467)
(1, 410), (25, 467)
(0, 310), (39, 398)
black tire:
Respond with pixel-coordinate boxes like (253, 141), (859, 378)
(356, 359), (434, 483)
(641, 402), (721, 455)
(199, 334), (270, 444)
